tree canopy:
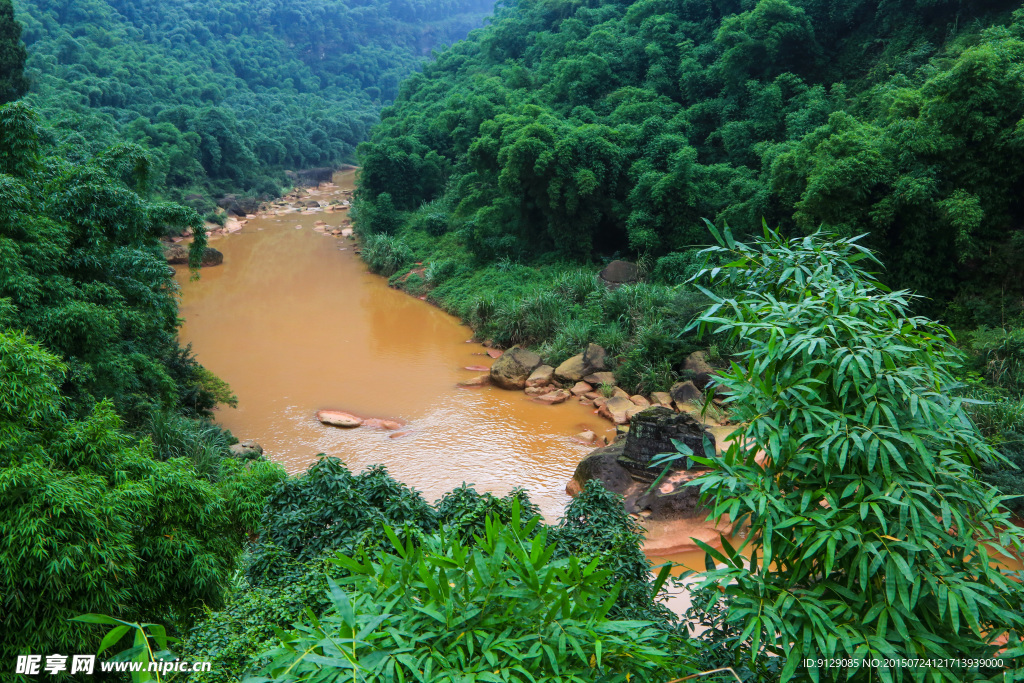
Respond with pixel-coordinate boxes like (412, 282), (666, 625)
(12, 0), (494, 203)
(0, 0), (28, 103)
(356, 0), (1024, 324)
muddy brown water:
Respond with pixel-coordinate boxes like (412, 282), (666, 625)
(174, 170), (617, 521)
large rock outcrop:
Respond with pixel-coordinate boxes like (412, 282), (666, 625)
(217, 195), (261, 217)
(285, 167), (335, 186)
(566, 407), (717, 523)
(489, 346), (542, 389)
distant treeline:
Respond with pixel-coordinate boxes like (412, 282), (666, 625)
(13, 0), (494, 206)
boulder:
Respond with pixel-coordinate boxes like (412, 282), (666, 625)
(598, 396), (635, 425)
(572, 430), (598, 445)
(489, 345), (542, 390)
(566, 441), (635, 497)
(286, 167), (335, 187)
(583, 371), (616, 386)
(164, 244), (223, 267)
(316, 410), (362, 428)
(598, 260), (639, 289)
(457, 373), (490, 388)
(651, 391), (673, 408)
(218, 195), (260, 217)
(669, 381), (702, 405)
(164, 244), (189, 264)
(228, 440), (263, 459)
(570, 381), (593, 396)
(583, 343), (607, 370)
(534, 389), (570, 405)
(685, 351), (715, 390)
(554, 343), (607, 383)
(363, 418), (402, 430)
(612, 386), (631, 400)
(630, 395), (650, 408)
(526, 365), (554, 388)
(200, 247), (224, 267)
(566, 408), (719, 521)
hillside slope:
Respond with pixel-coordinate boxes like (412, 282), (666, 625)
(357, 0), (1024, 324)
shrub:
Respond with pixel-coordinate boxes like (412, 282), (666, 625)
(967, 325), (1024, 396)
(687, 226), (1024, 680)
(148, 409), (233, 479)
(424, 258), (458, 285)
(553, 268), (601, 303)
(490, 288), (566, 347)
(251, 494), (696, 682)
(246, 458), (436, 586)
(650, 250), (704, 285)
(0, 330), (284, 662)
(205, 211), (227, 227)
(540, 317), (595, 366)
(360, 233), (413, 277)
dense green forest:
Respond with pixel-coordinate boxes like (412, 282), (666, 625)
(356, 0), (1024, 325)
(4, 0), (1024, 679)
(12, 0), (494, 206)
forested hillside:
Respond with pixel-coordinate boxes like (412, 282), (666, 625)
(13, 0), (494, 203)
(357, 0), (1024, 324)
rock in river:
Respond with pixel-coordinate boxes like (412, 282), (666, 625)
(489, 345), (542, 390)
(316, 410), (363, 427)
(228, 440), (263, 459)
(164, 244), (224, 267)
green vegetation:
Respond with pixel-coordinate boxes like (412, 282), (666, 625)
(174, 460), (692, 682)
(0, 98), (285, 664)
(365, 229), (714, 393)
(12, 0), (494, 203)
(353, 0), (1024, 372)
(4, 1), (1024, 680)
(686, 229), (1024, 679)
(0, 329), (284, 661)
(0, 0), (28, 103)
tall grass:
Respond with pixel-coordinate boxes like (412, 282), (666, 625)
(362, 234), (414, 277)
(148, 411), (232, 480)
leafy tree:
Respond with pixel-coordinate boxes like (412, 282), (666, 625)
(0, 0), (27, 103)
(0, 328), (285, 662)
(251, 505), (696, 682)
(687, 227), (1024, 680)
(12, 0), (494, 200)
(181, 463), (689, 681)
(0, 101), (213, 423)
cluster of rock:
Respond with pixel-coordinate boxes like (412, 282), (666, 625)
(564, 406), (739, 557)
(476, 342), (724, 430)
(566, 407), (716, 517)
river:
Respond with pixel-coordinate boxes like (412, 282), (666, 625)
(173, 170), (616, 521)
